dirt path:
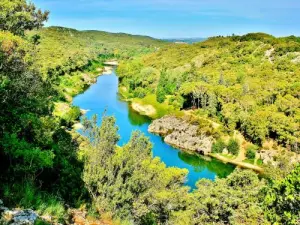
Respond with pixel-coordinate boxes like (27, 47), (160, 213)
(210, 153), (263, 172)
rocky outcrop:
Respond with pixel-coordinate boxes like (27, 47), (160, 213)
(0, 201), (38, 225)
(258, 150), (300, 166)
(148, 116), (212, 155)
(0, 200), (112, 225)
(257, 150), (278, 165)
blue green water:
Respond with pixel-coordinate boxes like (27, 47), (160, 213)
(73, 71), (235, 188)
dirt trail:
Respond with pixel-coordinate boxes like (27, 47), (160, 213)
(210, 153), (263, 172)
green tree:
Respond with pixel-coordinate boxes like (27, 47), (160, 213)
(189, 169), (267, 224)
(264, 165), (300, 225)
(0, 0), (49, 36)
(227, 138), (240, 155)
(212, 139), (226, 153)
(82, 115), (189, 223)
(156, 67), (176, 103)
(82, 114), (120, 201)
(246, 145), (258, 159)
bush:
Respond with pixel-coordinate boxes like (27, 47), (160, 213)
(133, 87), (147, 98)
(212, 139), (226, 153)
(246, 145), (258, 159)
(227, 138), (240, 155)
(62, 106), (81, 126)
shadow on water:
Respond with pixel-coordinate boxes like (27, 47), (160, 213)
(178, 152), (235, 179)
(73, 71), (235, 189)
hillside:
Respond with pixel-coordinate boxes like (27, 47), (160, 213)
(29, 26), (167, 76)
(117, 33), (300, 155)
(26, 26), (168, 102)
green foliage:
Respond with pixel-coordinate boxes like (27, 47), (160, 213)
(263, 152), (297, 181)
(1, 133), (54, 175)
(118, 34), (300, 152)
(34, 219), (51, 225)
(28, 26), (166, 78)
(61, 106), (81, 126)
(82, 115), (189, 223)
(186, 169), (267, 224)
(0, 30), (56, 179)
(246, 144), (258, 159)
(227, 138), (240, 155)
(212, 139), (226, 153)
(263, 165), (300, 225)
(3, 181), (65, 222)
(0, 0), (49, 36)
(156, 68), (176, 103)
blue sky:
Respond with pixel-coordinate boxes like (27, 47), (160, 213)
(33, 0), (300, 38)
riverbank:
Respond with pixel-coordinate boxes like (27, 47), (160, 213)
(148, 115), (264, 172)
(54, 61), (118, 121)
(118, 89), (264, 172)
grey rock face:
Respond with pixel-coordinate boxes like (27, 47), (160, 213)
(148, 116), (212, 155)
(1, 209), (37, 225)
(258, 150), (278, 165)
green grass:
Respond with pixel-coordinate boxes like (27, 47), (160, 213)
(3, 182), (66, 223)
(243, 159), (255, 164)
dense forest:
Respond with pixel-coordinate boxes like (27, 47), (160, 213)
(0, 0), (299, 225)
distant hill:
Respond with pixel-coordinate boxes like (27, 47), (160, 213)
(163, 37), (207, 44)
(28, 26), (167, 75)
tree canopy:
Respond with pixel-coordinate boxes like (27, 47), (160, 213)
(0, 0), (49, 36)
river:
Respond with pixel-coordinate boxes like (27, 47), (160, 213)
(73, 71), (235, 188)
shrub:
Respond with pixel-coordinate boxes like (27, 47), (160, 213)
(133, 87), (146, 98)
(62, 106), (81, 126)
(246, 144), (258, 159)
(246, 149), (256, 159)
(212, 139), (226, 153)
(227, 138), (240, 155)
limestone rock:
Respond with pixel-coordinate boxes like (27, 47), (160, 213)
(258, 150), (278, 165)
(2, 209), (37, 225)
(148, 116), (212, 155)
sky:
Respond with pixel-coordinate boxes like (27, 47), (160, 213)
(33, 0), (300, 38)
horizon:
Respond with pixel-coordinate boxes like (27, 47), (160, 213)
(33, 0), (300, 39)
(43, 25), (298, 40)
